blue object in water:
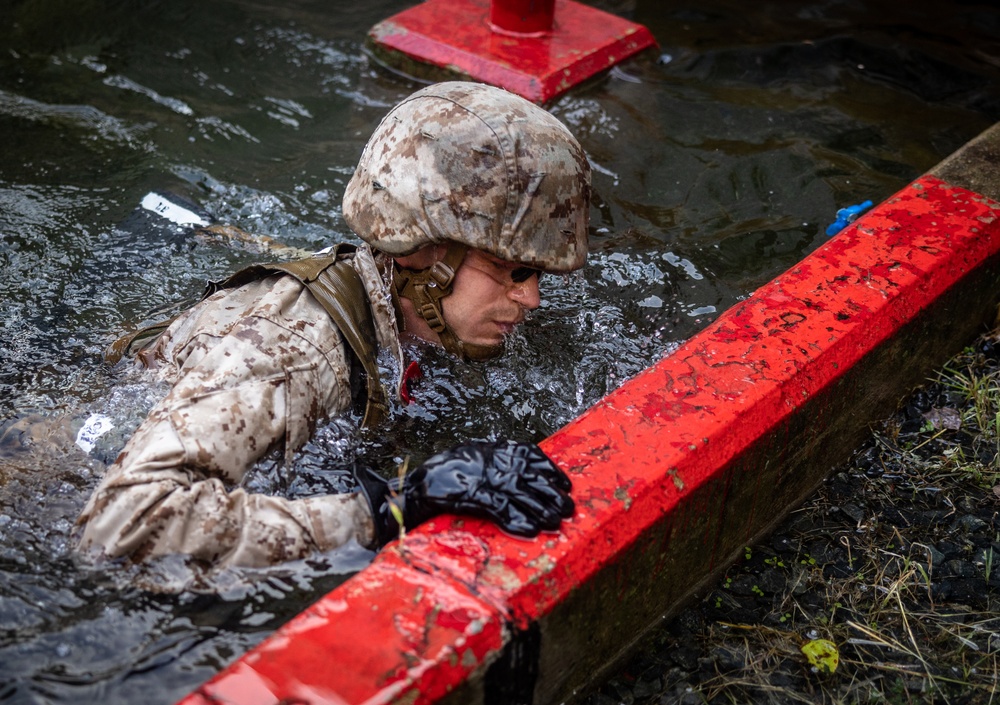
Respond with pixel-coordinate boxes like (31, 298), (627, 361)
(826, 200), (873, 236)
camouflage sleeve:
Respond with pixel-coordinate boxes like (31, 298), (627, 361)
(76, 276), (377, 567)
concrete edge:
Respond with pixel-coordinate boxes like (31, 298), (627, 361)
(176, 121), (1000, 705)
(932, 122), (1000, 204)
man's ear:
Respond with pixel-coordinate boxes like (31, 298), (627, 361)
(394, 243), (447, 271)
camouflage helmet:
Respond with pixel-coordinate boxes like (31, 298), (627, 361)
(342, 81), (590, 273)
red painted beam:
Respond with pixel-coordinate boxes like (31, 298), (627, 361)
(367, 0), (657, 103)
(182, 549), (508, 705)
(178, 124), (1000, 704)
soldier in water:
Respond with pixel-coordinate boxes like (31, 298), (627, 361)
(73, 81), (591, 569)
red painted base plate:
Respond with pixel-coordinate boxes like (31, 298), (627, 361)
(368, 0), (658, 103)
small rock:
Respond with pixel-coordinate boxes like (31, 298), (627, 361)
(941, 559), (979, 579)
(711, 646), (745, 672)
(931, 581), (950, 600)
(671, 645), (700, 671)
(938, 539), (969, 558)
(771, 534), (796, 553)
(839, 502), (865, 524)
(806, 540), (832, 563)
(674, 610), (703, 636)
(728, 575), (759, 597)
(853, 445), (879, 472)
(607, 681), (635, 705)
(912, 543), (947, 570)
(921, 407), (961, 430)
(956, 496), (978, 513)
(758, 568), (787, 594)
(906, 390), (934, 416)
(954, 514), (988, 533)
(633, 672), (662, 699)
(675, 688), (703, 705)
(933, 578), (983, 604)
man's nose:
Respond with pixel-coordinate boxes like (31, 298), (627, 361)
(509, 276), (541, 310)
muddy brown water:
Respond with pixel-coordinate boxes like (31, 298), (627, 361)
(1, 0), (998, 702)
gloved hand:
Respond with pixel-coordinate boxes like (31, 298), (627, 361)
(353, 440), (575, 546)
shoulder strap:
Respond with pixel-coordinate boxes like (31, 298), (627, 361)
(271, 254), (390, 429)
(106, 244), (389, 428)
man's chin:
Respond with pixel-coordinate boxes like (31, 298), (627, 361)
(460, 339), (505, 361)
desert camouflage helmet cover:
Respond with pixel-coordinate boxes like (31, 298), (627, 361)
(342, 82), (590, 272)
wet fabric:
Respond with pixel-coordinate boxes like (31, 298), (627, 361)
(205, 246), (390, 427)
(75, 246), (404, 568)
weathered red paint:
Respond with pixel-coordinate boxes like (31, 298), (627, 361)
(181, 551), (507, 705)
(490, 0), (555, 35)
(177, 171), (1000, 704)
(367, 0), (658, 103)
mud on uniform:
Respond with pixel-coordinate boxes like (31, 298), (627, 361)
(76, 246), (403, 567)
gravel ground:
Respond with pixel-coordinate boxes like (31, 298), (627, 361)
(582, 327), (1000, 704)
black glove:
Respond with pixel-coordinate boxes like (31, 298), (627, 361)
(354, 440), (575, 546)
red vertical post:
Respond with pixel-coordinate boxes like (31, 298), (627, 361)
(489, 0), (555, 35)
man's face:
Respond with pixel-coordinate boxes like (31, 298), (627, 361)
(442, 249), (542, 347)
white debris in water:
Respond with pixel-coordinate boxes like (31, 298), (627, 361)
(75, 414), (115, 454)
(141, 192), (210, 226)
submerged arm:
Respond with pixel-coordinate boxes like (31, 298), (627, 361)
(76, 278), (377, 568)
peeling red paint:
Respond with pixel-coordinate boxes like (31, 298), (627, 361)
(180, 554), (505, 705)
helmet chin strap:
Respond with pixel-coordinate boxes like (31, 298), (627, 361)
(392, 242), (503, 361)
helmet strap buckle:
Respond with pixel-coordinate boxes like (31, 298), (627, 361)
(390, 241), (506, 362)
(418, 301), (447, 332)
(427, 260), (457, 289)
(393, 241), (471, 351)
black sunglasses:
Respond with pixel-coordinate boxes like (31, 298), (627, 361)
(511, 266), (543, 283)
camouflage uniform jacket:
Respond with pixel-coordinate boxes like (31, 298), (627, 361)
(76, 245), (403, 568)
